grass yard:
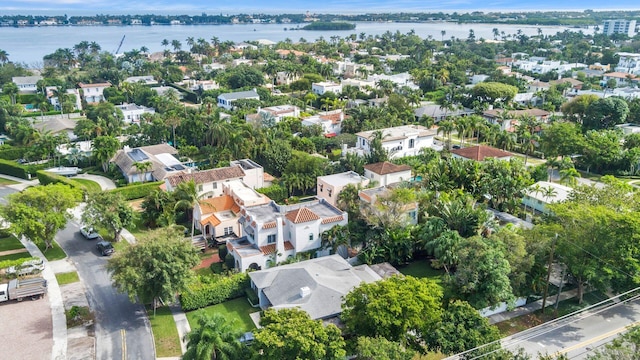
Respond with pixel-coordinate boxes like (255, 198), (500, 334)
(55, 271), (80, 285)
(37, 241), (67, 261)
(186, 297), (257, 333)
(0, 251), (32, 262)
(146, 306), (182, 358)
(69, 178), (102, 193)
(0, 177), (19, 185)
(0, 235), (24, 252)
(398, 260), (446, 285)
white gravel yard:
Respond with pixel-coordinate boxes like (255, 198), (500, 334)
(0, 296), (53, 360)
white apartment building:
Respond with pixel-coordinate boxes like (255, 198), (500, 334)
(226, 199), (348, 271)
(354, 125), (437, 159)
(602, 19), (636, 37)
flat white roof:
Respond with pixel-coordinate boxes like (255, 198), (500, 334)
(525, 181), (573, 203)
(318, 171), (367, 187)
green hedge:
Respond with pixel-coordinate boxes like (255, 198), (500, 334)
(0, 256), (40, 271)
(36, 170), (85, 200)
(0, 158), (30, 179)
(180, 272), (250, 311)
(108, 181), (163, 200)
(0, 146), (25, 160)
(256, 184), (287, 203)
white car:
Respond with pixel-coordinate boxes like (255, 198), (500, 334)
(7, 258), (45, 276)
(80, 227), (101, 240)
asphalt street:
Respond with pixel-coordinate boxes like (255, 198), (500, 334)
(56, 220), (155, 360)
(503, 297), (640, 359)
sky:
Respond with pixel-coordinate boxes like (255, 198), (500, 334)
(2, 0), (639, 14)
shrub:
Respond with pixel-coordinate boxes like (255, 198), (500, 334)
(36, 170), (85, 200)
(0, 158), (29, 179)
(256, 184), (287, 203)
(218, 245), (228, 260)
(224, 252), (235, 269)
(180, 272), (249, 311)
(0, 256), (40, 271)
(0, 146), (26, 160)
(108, 181), (163, 200)
(245, 287), (259, 306)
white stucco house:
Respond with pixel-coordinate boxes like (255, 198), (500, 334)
(78, 82), (111, 104)
(245, 105), (300, 126)
(354, 125), (437, 159)
(217, 89), (260, 110)
(363, 162), (412, 187)
(311, 81), (342, 96)
(226, 198), (348, 272)
(301, 110), (345, 136)
(116, 103), (155, 124)
(615, 52), (640, 75)
(522, 181), (573, 214)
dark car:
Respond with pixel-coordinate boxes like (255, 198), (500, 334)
(96, 241), (115, 256)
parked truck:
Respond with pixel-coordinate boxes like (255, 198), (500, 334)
(0, 277), (47, 302)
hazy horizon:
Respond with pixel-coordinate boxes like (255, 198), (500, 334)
(1, 0), (639, 15)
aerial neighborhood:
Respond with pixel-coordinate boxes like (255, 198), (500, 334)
(2, 9), (640, 360)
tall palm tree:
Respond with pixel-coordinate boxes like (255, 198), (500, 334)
(437, 119), (455, 150)
(0, 49), (9, 64)
(559, 167), (580, 187)
(542, 186), (558, 203)
(174, 180), (200, 238)
(183, 313), (242, 360)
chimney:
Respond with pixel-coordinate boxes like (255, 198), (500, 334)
(299, 286), (311, 298)
(275, 214), (285, 264)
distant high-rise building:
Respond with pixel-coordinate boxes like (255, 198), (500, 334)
(602, 19), (636, 37)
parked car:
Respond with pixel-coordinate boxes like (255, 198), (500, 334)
(96, 241), (115, 256)
(6, 258), (45, 276)
(80, 227), (101, 240)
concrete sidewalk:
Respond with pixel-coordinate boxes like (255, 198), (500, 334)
(488, 289), (579, 324)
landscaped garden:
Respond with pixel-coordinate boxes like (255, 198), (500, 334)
(185, 297), (257, 333)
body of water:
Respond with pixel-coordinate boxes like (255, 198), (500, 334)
(1, 22), (592, 66)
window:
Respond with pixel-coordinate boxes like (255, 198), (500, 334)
(267, 234), (276, 244)
(212, 182), (217, 189)
(309, 233), (314, 241)
(327, 189), (332, 197)
(319, 184), (323, 192)
(198, 184), (203, 192)
(224, 227), (233, 236)
(409, 139), (415, 148)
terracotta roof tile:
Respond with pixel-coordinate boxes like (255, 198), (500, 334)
(321, 215), (344, 224)
(166, 166), (245, 187)
(262, 221), (277, 229)
(200, 215), (221, 227)
(199, 195), (236, 213)
(363, 161), (411, 175)
(450, 145), (512, 161)
(260, 241), (294, 255)
(285, 207), (320, 223)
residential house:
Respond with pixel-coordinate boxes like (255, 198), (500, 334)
(311, 81), (342, 96)
(450, 145), (513, 161)
(301, 110), (345, 136)
(354, 125), (437, 159)
(522, 181), (572, 214)
(116, 103), (155, 124)
(333, 60), (374, 77)
(368, 72), (419, 90)
(615, 52), (640, 75)
(341, 78), (376, 91)
(602, 72), (637, 87)
(123, 75), (158, 85)
(316, 171), (370, 207)
(414, 105), (473, 123)
(195, 180), (271, 240)
(111, 144), (187, 183)
(226, 198), (348, 272)
(217, 89), (260, 110)
(245, 105), (300, 126)
(550, 78), (584, 91)
(248, 255), (382, 320)
(615, 123), (640, 135)
(233, 42), (258, 51)
(78, 82), (111, 104)
(469, 74), (490, 84)
(363, 162), (412, 187)
(164, 165), (246, 198)
(482, 108), (550, 132)
(152, 86), (184, 99)
(32, 117), (78, 141)
(359, 185), (419, 225)
(275, 49), (306, 58)
(275, 71), (299, 85)
(12, 76), (43, 93)
(45, 86), (82, 112)
(230, 159), (266, 190)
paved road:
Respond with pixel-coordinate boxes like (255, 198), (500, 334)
(56, 221), (155, 360)
(502, 297), (640, 359)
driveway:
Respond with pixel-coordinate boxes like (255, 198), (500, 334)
(0, 297), (53, 360)
(75, 174), (117, 191)
(56, 221), (155, 360)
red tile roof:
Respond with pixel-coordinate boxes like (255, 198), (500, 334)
(262, 221), (277, 229)
(166, 166), (245, 187)
(363, 161), (411, 175)
(260, 241), (294, 255)
(285, 207), (320, 223)
(321, 215), (344, 224)
(450, 145), (512, 161)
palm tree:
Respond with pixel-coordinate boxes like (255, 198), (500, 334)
(0, 49), (9, 64)
(542, 186), (558, 203)
(559, 167), (580, 187)
(183, 313), (242, 360)
(437, 119), (455, 150)
(441, 30), (446, 42)
(171, 39), (182, 52)
(174, 180), (200, 238)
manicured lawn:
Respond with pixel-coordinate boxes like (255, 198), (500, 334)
(0, 235), (24, 252)
(56, 271), (80, 285)
(186, 297), (257, 333)
(0, 177), (19, 185)
(69, 178), (102, 193)
(398, 260), (446, 285)
(0, 251), (32, 262)
(146, 306), (182, 358)
(112, 239), (130, 253)
(37, 241), (67, 261)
